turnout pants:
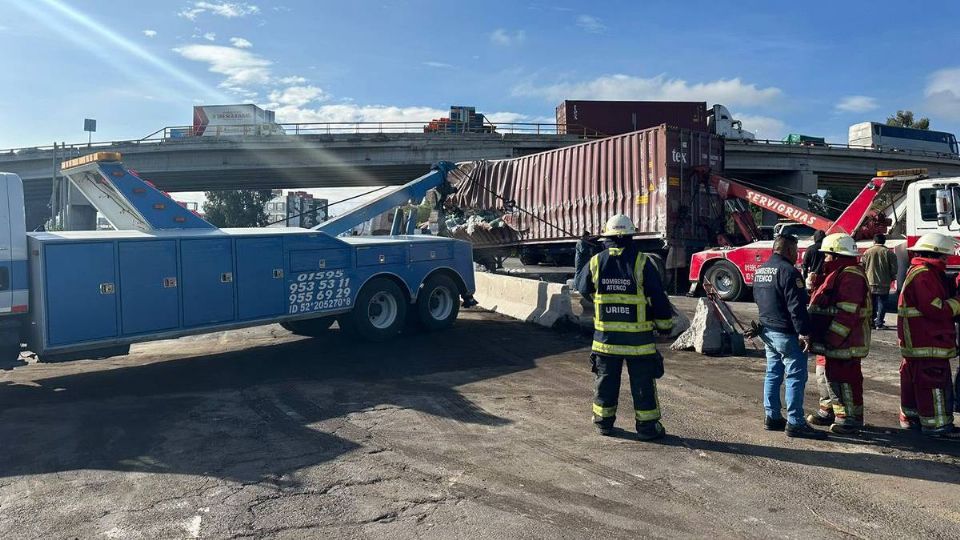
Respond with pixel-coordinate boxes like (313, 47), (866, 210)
(813, 356), (864, 426)
(591, 353), (664, 429)
(900, 358), (955, 430)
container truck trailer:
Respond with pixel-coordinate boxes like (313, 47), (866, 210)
(0, 153), (475, 363)
(444, 124), (725, 281)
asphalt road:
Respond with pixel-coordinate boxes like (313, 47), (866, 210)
(0, 298), (958, 539)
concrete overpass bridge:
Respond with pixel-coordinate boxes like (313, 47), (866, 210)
(2, 122), (960, 229)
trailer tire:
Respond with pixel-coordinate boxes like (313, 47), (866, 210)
(340, 277), (407, 342)
(704, 260), (744, 302)
(416, 274), (460, 331)
(519, 251), (542, 266)
(281, 316), (336, 337)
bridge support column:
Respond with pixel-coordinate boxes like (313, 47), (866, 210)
(761, 170), (819, 226)
(56, 182), (97, 231)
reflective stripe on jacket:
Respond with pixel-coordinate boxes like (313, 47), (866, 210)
(808, 262), (871, 359)
(897, 258), (960, 359)
(576, 244), (673, 357)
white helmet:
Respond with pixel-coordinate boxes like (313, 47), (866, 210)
(909, 232), (957, 256)
(601, 214), (638, 237)
(820, 233), (859, 257)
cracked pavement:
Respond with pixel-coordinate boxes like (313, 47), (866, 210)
(0, 299), (959, 538)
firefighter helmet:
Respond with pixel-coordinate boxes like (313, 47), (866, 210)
(820, 233), (859, 257)
(601, 214), (638, 237)
(909, 232), (957, 256)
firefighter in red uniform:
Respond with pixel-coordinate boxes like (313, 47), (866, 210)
(898, 233), (960, 438)
(805, 233), (871, 434)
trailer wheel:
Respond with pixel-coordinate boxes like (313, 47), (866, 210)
(417, 274), (460, 331)
(340, 277), (407, 342)
(281, 316), (336, 337)
(704, 260), (744, 302)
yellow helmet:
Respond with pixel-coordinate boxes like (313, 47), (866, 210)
(601, 214), (638, 237)
(909, 232), (957, 256)
(820, 233), (859, 257)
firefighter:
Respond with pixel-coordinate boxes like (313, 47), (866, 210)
(574, 214), (674, 441)
(898, 232), (960, 438)
(805, 233), (871, 434)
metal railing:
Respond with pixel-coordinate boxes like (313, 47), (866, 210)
(727, 138), (960, 161)
(0, 121), (604, 156)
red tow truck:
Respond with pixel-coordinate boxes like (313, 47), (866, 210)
(687, 169), (928, 301)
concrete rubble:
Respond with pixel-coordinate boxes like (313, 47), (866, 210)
(670, 297), (725, 355)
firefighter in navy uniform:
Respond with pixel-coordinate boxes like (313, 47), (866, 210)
(574, 215), (674, 441)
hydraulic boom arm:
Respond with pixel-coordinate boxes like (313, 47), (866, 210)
(315, 161), (456, 237)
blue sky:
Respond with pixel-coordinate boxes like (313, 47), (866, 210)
(2, 0), (960, 152)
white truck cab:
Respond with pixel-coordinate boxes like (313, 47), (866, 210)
(0, 173), (29, 359)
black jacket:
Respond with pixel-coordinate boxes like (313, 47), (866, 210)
(753, 253), (810, 335)
(801, 241), (824, 278)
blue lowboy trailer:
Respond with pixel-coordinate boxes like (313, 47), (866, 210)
(0, 152), (475, 362)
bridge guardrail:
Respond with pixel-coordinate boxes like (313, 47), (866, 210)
(727, 138), (960, 161)
(0, 121), (605, 156)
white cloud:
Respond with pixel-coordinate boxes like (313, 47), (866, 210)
(230, 37), (253, 48)
(174, 44), (272, 89)
(514, 73), (781, 108)
(835, 95), (878, 113)
(734, 113), (786, 140)
(278, 75), (307, 85)
(926, 67), (960, 121)
(490, 28), (525, 46)
(576, 15), (606, 34)
(179, 2), (260, 20)
(203, 32), (216, 41)
(142, 29), (157, 38)
(270, 104), (449, 124)
(423, 61), (453, 69)
(267, 85), (326, 107)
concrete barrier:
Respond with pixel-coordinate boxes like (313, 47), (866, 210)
(472, 272), (574, 327)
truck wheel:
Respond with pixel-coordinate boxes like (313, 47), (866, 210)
(0, 328), (21, 365)
(519, 251), (542, 266)
(704, 260), (744, 302)
(281, 316), (336, 337)
(340, 277), (407, 342)
(417, 274), (460, 331)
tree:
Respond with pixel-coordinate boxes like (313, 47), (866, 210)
(886, 110), (930, 130)
(202, 190), (273, 228)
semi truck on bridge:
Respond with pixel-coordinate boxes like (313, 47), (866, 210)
(0, 153), (475, 363)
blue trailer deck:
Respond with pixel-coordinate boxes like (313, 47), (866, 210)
(27, 227), (474, 358)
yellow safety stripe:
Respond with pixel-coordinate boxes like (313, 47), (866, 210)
(809, 344), (870, 358)
(948, 298), (960, 317)
(654, 319), (673, 330)
(635, 409), (661, 421)
(594, 293), (646, 304)
(836, 302), (859, 313)
(592, 403), (617, 418)
(608, 247), (624, 256)
(920, 390), (954, 428)
(634, 253), (647, 288)
(931, 298), (943, 309)
(594, 320), (654, 332)
(590, 255), (600, 289)
(900, 346), (958, 359)
(592, 341), (658, 356)
(810, 305), (870, 317)
(898, 307), (922, 317)
(902, 266), (928, 290)
(829, 321), (851, 337)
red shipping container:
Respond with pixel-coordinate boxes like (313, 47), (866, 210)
(556, 100), (707, 136)
(447, 125), (725, 260)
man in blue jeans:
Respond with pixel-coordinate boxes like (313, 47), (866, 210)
(753, 234), (828, 440)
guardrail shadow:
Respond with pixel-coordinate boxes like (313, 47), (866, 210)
(0, 315), (582, 485)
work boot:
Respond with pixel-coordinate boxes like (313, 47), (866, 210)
(829, 423), (861, 435)
(922, 424), (960, 439)
(806, 411), (834, 426)
(764, 416), (787, 431)
(898, 414), (921, 431)
(596, 423), (615, 437)
(636, 421), (665, 441)
(785, 422), (828, 440)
